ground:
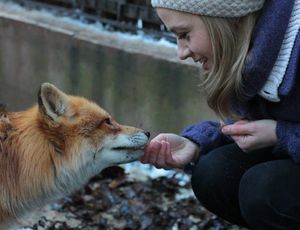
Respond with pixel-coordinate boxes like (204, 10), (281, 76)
(19, 166), (249, 230)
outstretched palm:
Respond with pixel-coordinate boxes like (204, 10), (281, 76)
(141, 133), (200, 169)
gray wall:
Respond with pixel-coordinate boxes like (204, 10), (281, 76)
(0, 17), (216, 136)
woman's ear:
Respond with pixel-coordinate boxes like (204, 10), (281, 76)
(38, 82), (69, 121)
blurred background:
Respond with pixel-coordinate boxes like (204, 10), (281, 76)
(0, 0), (217, 137)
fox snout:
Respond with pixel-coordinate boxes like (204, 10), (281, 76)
(120, 125), (150, 138)
(144, 131), (151, 139)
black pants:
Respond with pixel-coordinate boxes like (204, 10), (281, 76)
(191, 144), (300, 230)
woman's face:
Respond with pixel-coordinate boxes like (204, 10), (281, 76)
(157, 8), (213, 71)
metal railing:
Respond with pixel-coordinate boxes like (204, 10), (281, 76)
(14, 0), (176, 42)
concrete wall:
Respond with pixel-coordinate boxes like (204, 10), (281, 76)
(0, 15), (216, 136)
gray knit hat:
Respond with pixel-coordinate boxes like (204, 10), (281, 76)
(151, 0), (265, 17)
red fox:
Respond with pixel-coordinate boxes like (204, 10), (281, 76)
(0, 83), (150, 228)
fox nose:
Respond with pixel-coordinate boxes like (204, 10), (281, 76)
(144, 131), (151, 138)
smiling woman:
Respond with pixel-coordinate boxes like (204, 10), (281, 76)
(156, 7), (258, 119)
(142, 0), (300, 229)
(156, 8), (213, 70)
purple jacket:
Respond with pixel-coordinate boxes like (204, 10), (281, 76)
(181, 0), (300, 162)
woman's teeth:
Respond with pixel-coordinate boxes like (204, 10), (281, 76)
(199, 57), (208, 64)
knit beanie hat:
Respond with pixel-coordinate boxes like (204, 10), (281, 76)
(151, 0), (265, 17)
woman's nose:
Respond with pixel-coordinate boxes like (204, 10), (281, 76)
(177, 43), (191, 60)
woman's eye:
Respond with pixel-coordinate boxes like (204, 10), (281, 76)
(178, 32), (188, 40)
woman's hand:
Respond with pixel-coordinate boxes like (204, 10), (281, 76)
(140, 133), (200, 169)
(221, 119), (277, 152)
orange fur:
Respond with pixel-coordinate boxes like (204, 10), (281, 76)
(0, 83), (149, 228)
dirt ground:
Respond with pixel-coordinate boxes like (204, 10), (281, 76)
(18, 166), (249, 230)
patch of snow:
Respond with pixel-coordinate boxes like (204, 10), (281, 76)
(0, 1), (175, 48)
(0, 1), (198, 66)
(137, 18), (143, 29)
(175, 187), (195, 200)
(123, 162), (191, 186)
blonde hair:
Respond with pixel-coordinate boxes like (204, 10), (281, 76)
(200, 13), (259, 120)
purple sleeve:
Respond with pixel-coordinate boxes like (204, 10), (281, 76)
(180, 121), (233, 155)
(274, 120), (300, 162)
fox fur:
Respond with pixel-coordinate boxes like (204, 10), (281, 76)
(0, 83), (149, 228)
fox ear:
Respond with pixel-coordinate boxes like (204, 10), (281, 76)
(38, 83), (69, 121)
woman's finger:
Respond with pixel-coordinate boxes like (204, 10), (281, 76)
(155, 141), (169, 168)
(234, 120), (249, 125)
(147, 141), (161, 163)
(222, 123), (253, 136)
(141, 141), (159, 163)
(165, 144), (177, 167)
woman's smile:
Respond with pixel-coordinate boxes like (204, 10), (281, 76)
(157, 8), (213, 71)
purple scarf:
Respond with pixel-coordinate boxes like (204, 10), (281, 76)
(242, 0), (298, 101)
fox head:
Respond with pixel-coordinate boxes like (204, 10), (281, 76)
(36, 83), (150, 193)
(0, 82), (150, 226)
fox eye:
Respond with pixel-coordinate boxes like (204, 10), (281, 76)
(101, 117), (120, 131)
(103, 118), (112, 125)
